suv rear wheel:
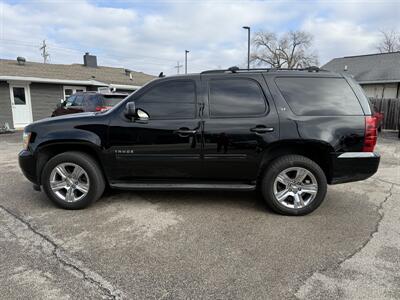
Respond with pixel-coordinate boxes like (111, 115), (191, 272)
(41, 151), (105, 209)
(261, 155), (327, 215)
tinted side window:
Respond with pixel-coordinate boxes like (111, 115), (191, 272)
(102, 95), (126, 106)
(275, 77), (363, 116)
(209, 78), (267, 117)
(136, 80), (196, 119)
(84, 95), (97, 110)
(72, 95), (84, 106)
(65, 95), (76, 107)
(83, 94), (94, 103)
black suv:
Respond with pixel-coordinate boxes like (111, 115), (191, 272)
(19, 67), (380, 215)
(51, 91), (128, 117)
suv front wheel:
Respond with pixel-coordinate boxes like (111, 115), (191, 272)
(41, 151), (105, 209)
(261, 155), (327, 215)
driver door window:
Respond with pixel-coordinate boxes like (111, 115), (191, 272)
(136, 80), (196, 119)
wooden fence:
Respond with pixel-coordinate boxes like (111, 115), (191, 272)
(369, 98), (400, 130)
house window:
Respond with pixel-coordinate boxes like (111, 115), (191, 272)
(12, 87), (27, 105)
(63, 86), (86, 100)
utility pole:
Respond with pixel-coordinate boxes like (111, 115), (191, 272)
(40, 40), (50, 64)
(185, 50), (189, 74)
(174, 61), (183, 74)
(242, 26), (250, 69)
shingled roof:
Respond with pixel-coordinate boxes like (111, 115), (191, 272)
(0, 59), (155, 86)
(322, 52), (400, 84)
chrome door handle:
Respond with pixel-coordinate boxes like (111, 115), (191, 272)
(250, 126), (274, 133)
(175, 128), (197, 136)
(178, 130), (196, 134)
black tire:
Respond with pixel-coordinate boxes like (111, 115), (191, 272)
(41, 151), (105, 209)
(260, 155), (327, 216)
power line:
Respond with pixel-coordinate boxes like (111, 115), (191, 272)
(0, 38), (207, 71)
(0, 40), (171, 67)
(0, 38), (177, 63)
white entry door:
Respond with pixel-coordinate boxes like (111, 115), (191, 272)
(63, 86), (86, 100)
(9, 83), (33, 128)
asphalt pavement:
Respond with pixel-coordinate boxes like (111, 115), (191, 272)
(0, 131), (399, 299)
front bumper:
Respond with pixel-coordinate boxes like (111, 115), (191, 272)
(329, 152), (380, 184)
(18, 150), (38, 184)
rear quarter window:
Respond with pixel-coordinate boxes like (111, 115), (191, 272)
(275, 77), (364, 116)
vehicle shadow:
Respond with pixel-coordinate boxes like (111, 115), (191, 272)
(99, 188), (270, 214)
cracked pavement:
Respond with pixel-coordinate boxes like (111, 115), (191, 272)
(0, 131), (399, 299)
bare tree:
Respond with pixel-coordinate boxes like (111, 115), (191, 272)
(251, 30), (318, 69)
(376, 30), (400, 53)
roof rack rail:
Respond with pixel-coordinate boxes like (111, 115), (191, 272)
(201, 66), (327, 74)
(201, 66), (240, 74)
(267, 66), (328, 72)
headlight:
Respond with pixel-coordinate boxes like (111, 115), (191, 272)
(22, 132), (32, 150)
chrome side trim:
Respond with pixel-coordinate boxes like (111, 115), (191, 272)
(110, 183), (256, 191)
(338, 152), (376, 158)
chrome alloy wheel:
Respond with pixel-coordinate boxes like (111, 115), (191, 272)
(273, 167), (318, 209)
(49, 163), (90, 203)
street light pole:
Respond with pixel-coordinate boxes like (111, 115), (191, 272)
(242, 26), (250, 70)
(185, 50), (189, 74)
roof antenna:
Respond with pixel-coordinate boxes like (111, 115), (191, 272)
(158, 72), (165, 78)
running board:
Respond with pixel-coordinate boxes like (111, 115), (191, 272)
(110, 182), (256, 191)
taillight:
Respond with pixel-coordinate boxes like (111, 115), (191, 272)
(363, 116), (377, 152)
(95, 106), (112, 112)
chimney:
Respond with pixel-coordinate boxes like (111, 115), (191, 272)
(344, 65), (348, 71)
(17, 56), (26, 65)
(83, 52), (97, 68)
(125, 69), (133, 80)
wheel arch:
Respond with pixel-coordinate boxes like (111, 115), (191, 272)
(35, 140), (107, 186)
(258, 140), (334, 183)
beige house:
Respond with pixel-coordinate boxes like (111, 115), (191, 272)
(0, 53), (154, 129)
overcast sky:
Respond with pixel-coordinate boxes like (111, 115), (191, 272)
(1, 0), (399, 75)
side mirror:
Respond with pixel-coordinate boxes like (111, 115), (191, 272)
(124, 102), (149, 122)
(124, 102), (136, 119)
(136, 109), (149, 122)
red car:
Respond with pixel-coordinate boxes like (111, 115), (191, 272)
(51, 91), (128, 117)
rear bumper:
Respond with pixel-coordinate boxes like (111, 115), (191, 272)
(18, 150), (38, 185)
(329, 152), (380, 184)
